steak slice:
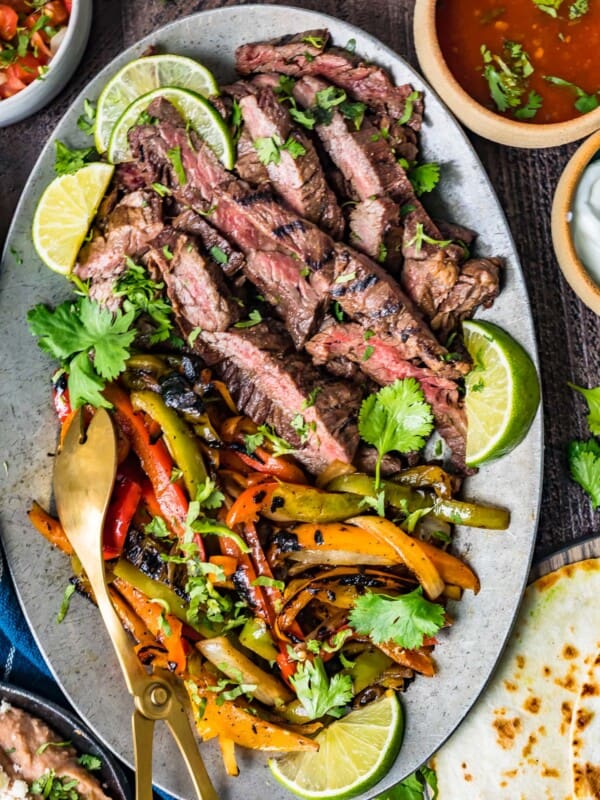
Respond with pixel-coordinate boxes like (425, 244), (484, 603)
(430, 257), (502, 337)
(293, 76), (414, 202)
(235, 128), (270, 184)
(75, 189), (163, 308)
(239, 86), (345, 238)
(306, 321), (468, 466)
(172, 208), (246, 280)
(144, 229), (241, 333)
(195, 320), (361, 473)
(236, 31), (422, 129)
(330, 244), (470, 378)
(349, 196), (403, 271)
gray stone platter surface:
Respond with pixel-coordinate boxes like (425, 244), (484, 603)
(0, 6), (542, 800)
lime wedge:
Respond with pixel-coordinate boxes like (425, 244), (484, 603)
(106, 86), (234, 169)
(32, 163), (115, 275)
(94, 54), (219, 153)
(269, 691), (404, 800)
(463, 319), (540, 467)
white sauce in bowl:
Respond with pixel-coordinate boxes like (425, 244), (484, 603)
(572, 158), (600, 287)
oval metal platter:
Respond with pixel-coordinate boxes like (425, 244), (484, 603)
(0, 6), (543, 799)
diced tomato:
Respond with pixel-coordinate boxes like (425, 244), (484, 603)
(42, 1), (68, 25)
(0, 0), (28, 12)
(0, 4), (18, 40)
(64, 0), (72, 13)
(30, 31), (52, 60)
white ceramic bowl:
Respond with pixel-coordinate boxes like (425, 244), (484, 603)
(0, 0), (93, 128)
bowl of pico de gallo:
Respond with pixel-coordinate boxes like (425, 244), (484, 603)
(0, 0), (92, 127)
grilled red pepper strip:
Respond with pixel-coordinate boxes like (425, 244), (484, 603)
(103, 474), (143, 560)
(237, 448), (307, 484)
(103, 384), (204, 554)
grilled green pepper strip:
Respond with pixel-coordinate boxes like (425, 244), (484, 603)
(326, 473), (509, 530)
(348, 649), (393, 694)
(239, 617), (279, 663)
(112, 559), (216, 638)
(262, 483), (365, 523)
(390, 465), (455, 499)
(130, 389), (208, 499)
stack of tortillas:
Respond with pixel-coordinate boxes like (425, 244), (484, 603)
(431, 558), (600, 799)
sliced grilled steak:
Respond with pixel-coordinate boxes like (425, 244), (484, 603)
(293, 76), (414, 202)
(145, 228), (241, 333)
(235, 128), (270, 184)
(172, 208), (246, 280)
(331, 244), (470, 378)
(373, 112), (419, 162)
(75, 189), (163, 308)
(239, 86), (345, 238)
(236, 31), (422, 129)
(430, 257), (502, 337)
(195, 319), (361, 473)
(306, 321), (467, 466)
(128, 99), (462, 370)
(349, 196), (403, 271)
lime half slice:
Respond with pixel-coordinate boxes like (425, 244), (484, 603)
(269, 691), (404, 800)
(463, 319), (540, 467)
(32, 162), (115, 275)
(106, 86), (234, 168)
(94, 54), (219, 153)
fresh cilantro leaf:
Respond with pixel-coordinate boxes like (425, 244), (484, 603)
(408, 162), (440, 196)
(349, 587), (445, 650)
(195, 478), (225, 511)
(27, 298), (136, 408)
(406, 222), (453, 255)
(302, 35), (326, 48)
(10, 247), (23, 264)
(402, 506), (433, 533)
(167, 146), (187, 185)
(152, 182), (172, 197)
(514, 90), (543, 119)
(30, 770), (80, 800)
(254, 136), (281, 165)
(210, 245), (229, 265)
(358, 378), (434, 487)
(188, 327), (202, 346)
(335, 270), (357, 284)
(399, 90), (421, 126)
(544, 75), (599, 113)
(234, 309), (263, 328)
(362, 344), (375, 361)
(345, 38), (357, 53)
(54, 141), (98, 176)
(568, 382), (600, 435)
(332, 301), (345, 322)
(114, 259), (173, 343)
(315, 86), (347, 110)
(36, 741), (72, 756)
(77, 753), (102, 771)
(274, 75), (297, 101)
(376, 242), (388, 263)
(290, 657), (353, 720)
(569, 0), (589, 17)
(144, 515), (170, 539)
(375, 766), (438, 800)
(57, 584), (76, 623)
(339, 100), (366, 130)
(568, 439), (600, 509)
(302, 387), (322, 409)
(281, 136), (307, 159)
(77, 99), (96, 136)
(481, 42), (537, 116)
(244, 432), (265, 453)
(289, 106), (317, 129)
(359, 489), (386, 517)
(255, 424), (294, 457)
(532, 0), (563, 16)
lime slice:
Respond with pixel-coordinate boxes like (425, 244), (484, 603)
(269, 691), (404, 800)
(463, 319), (540, 467)
(107, 86), (234, 169)
(32, 162), (115, 275)
(94, 54), (219, 153)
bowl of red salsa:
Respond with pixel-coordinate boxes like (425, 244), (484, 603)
(0, 0), (92, 127)
(414, 0), (600, 147)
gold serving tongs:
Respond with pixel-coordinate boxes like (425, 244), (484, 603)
(53, 408), (219, 800)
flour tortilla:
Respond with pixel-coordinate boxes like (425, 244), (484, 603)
(571, 647), (600, 798)
(431, 558), (600, 800)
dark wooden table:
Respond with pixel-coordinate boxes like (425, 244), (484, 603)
(1, 0), (597, 560)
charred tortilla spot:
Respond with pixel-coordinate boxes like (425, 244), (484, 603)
(575, 707), (594, 731)
(562, 644), (578, 659)
(523, 696), (541, 714)
(516, 654), (526, 669)
(581, 682), (597, 696)
(492, 717), (522, 749)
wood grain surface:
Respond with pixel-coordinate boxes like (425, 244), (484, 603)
(1, 0), (598, 561)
